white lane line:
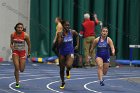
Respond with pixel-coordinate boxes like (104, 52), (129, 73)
(0, 74), (47, 79)
(1, 73), (137, 80)
(46, 76), (113, 93)
(0, 88), (11, 93)
(9, 73), (97, 93)
(8, 70), (140, 93)
(20, 73), (32, 75)
(9, 82), (24, 93)
(0, 74), (12, 75)
(84, 81), (101, 93)
(47, 75), (140, 93)
(46, 80), (63, 93)
(0, 72), (31, 75)
(2, 72), (96, 80)
(0, 64), (11, 65)
(9, 76), (59, 93)
(84, 77), (140, 93)
(109, 72), (140, 75)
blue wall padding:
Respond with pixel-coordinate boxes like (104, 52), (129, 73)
(46, 56), (58, 62)
(116, 60), (140, 65)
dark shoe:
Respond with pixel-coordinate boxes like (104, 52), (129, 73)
(100, 80), (105, 86)
(60, 82), (65, 89)
(66, 70), (71, 79)
(15, 83), (20, 88)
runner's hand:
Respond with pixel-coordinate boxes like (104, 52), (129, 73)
(27, 54), (30, 58)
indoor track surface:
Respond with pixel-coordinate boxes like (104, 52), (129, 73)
(0, 61), (140, 93)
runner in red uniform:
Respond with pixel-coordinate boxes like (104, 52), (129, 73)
(10, 23), (31, 88)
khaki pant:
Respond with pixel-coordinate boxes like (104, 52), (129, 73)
(84, 36), (96, 66)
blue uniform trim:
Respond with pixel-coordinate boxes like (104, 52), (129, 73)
(59, 30), (74, 56)
(96, 37), (110, 63)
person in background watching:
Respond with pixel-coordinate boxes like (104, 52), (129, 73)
(52, 17), (63, 56)
(80, 13), (100, 67)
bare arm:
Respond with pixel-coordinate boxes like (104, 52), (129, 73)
(108, 37), (115, 56)
(10, 33), (14, 50)
(53, 23), (63, 43)
(90, 37), (99, 55)
(24, 32), (31, 56)
(93, 13), (103, 26)
(71, 30), (79, 50)
(57, 23), (63, 33)
(93, 13), (99, 25)
(56, 32), (64, 47)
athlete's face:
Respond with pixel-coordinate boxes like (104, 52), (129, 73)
(101, 28), (108, 37)
(63, 22), (70, 31)
(16, 25), (23, 34)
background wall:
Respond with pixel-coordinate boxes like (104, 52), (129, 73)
(0, 0), (30, 61)
(30, 0), (140, 60)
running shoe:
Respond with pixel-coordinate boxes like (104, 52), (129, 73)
(15, 83), (20, 88)
(66, 70), (71, 79)
(60, 82), (65, 89)
(100, 80), (105, 86)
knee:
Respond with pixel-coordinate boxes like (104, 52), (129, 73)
(98, 65), (103, 69)
(66, 64), (72, 68)
(15, 67), (19, 71)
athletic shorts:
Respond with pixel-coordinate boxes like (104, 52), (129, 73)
(12, 50), (26, 59)
(96, 55), (110, 63)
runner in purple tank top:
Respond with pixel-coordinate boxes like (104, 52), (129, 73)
(90, 27), (115, 86)
(56, 20), (79, 89)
